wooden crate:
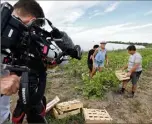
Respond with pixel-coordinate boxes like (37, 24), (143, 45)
(56, 100), (83, 112)
(83, 108), (112, 124)
(46, 96), (60, 113)
(115, 70), (130, 81)
(53, 108), (80, 119)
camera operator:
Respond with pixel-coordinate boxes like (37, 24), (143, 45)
(1, 0), (82, 123)
(1, 0), (48, 124)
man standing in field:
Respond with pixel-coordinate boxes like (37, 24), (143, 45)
(91, 41), (109, 78)
(120, 45), (142, 98)
(87, 45), (99, 77)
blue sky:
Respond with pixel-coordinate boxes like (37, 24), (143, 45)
(2, 0), (152, 50)
(88, 1), (152, 25)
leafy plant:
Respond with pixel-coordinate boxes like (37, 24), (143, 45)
(62, 49), (152, 98)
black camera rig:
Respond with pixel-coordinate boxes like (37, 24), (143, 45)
(1, 2), (82, 107)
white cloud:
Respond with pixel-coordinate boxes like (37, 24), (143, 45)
(144, 10), (152, 16)
(93, 9), (100, 13)
(69, 23), (152, 50)
(37, 1), (54, 17)
(104, 2), (120, 13)
(59, 9), (84, 24)
(89, 12), (105, 19)
(89, 2), (120, 19)
(42, 1), (101, 26)
(122, 24), (152, 30)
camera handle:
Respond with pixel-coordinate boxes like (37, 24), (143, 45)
(1, 64), (30, 109)
(19, 72), (29, 107)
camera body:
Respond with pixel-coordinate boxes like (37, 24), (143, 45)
(1, 2), (59, 69)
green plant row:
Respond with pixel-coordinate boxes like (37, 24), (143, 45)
(63, 49), (152, 98)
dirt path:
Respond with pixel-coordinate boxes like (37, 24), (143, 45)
(10, 67), (152, 123)
(45, 67), (152, 123)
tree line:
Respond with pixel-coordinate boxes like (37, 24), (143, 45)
(107, 41), (152, 47)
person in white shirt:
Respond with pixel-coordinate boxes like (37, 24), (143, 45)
(120, 45), (142, 98)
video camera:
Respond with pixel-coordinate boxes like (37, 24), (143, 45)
(1, 2), (82, 106)
(1, 2), (82, 69)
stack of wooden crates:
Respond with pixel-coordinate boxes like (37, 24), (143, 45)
(46, 97), (113, 123)
(53, 100), (83, 119)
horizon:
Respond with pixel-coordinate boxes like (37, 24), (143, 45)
(2, 0), (152, 51)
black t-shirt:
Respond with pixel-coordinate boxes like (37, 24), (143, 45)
(87, 49), (95, 64)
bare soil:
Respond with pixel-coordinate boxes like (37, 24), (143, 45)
(11, 67), (152, 124)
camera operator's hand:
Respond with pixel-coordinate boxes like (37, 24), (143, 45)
(0, 75), (20, 96)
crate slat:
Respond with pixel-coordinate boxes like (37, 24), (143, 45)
(46, 96), (60, 113)
(115, 70), (130, 81)
(53, 108), (80, 119)
(56, 100), (83, 112)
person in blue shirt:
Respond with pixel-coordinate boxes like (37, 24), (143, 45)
(91, 41), (109, 78)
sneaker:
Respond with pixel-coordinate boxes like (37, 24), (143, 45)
(117, 89), (125, 95)
(119, 90), (125, 94)
(127, 93), (134, 98)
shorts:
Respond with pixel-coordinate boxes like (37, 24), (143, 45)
(94, 60), (104, 68)
(88, 63), (93, 71)
(127, 71), (142, 85)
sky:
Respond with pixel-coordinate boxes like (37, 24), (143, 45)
(2, 0), (152, 51)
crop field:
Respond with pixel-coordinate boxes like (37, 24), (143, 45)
(62, 49), (152, 99)
(45, 48), (152, 124)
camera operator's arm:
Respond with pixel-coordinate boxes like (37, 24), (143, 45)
(0, 75), (20, 96)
